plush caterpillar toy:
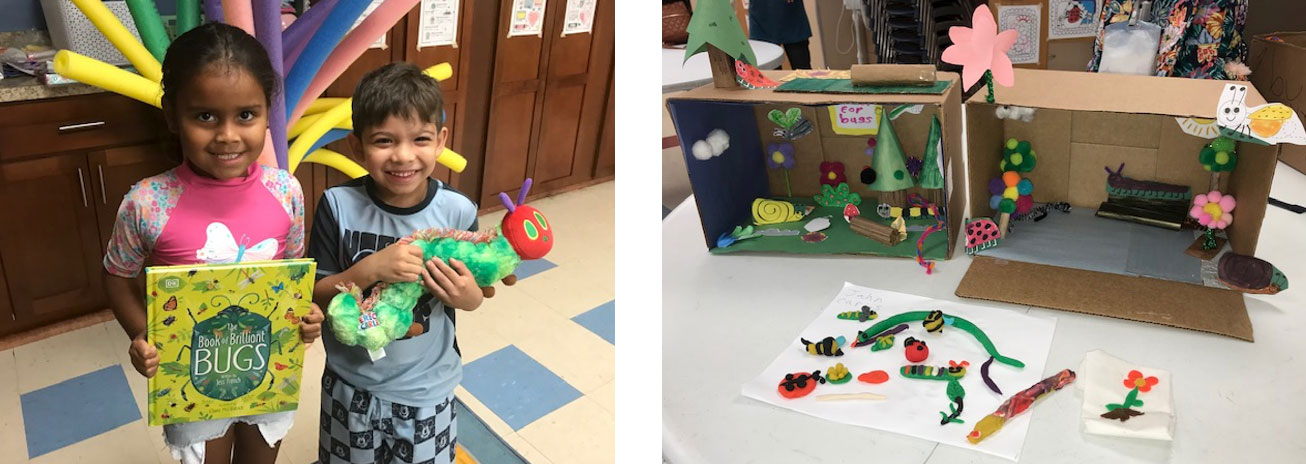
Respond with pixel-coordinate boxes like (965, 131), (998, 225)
(329, 179), (553, 351)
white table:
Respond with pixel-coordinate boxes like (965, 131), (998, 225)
(662, 40), (785, 93)
(662, 162), (1306, 463)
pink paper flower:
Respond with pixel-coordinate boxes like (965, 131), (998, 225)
(1190, 191), (1236, 229)
(940, 6), (1018, 89)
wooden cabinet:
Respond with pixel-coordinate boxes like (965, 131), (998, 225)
(0, 93), (166, 336)
(0, 152), (110, 327)
(87, 144), (175, 250)
(302, 0), (612, 212)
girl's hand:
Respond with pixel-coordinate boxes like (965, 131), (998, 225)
(129, 333), (159, 378)
(298, 302), (324, 345)
(421, 258), (484, 311)
(359, 243), (425, 284)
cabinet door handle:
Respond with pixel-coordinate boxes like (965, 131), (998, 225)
(59, 121), (106, 133)
(97, 164), (107, 204)
(77, 168), (88, 208)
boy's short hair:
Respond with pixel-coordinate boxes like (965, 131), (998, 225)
(352, 62), (445, 136)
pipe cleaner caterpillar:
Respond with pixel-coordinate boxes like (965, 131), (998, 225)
(328, 179), (554, 351)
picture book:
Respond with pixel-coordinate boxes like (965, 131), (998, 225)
(145, 259), (315, 426)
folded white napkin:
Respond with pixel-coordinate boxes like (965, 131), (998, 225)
(1078, 350), (1174, 441)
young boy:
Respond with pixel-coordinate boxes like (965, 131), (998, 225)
(309, 62), (483, 464)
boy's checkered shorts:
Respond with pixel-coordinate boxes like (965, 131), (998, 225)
(319, 368), (457, 464)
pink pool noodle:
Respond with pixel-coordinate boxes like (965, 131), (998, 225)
(287, 0), (419, 126)
(257, 131), (277, 169)
(253, 0), (288, 169)
(222, 0), (255, 35)
(282, 0), (339, 69)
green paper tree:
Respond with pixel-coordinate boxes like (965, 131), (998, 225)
(866, 113), (916, 192)
(682, 0), (757, 66)
(918, 115), (945, 189)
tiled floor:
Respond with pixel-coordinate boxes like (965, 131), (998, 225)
(0, 181), (614, 464)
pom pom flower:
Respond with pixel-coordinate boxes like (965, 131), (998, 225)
(1190, 191), (1236, 229)
(1199, 136), (1237, 172)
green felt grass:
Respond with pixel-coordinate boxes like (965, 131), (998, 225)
(775, 78), (952, 95)
(711, 203), (948, 259)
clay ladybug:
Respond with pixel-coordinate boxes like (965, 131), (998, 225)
(903, 336), (929, 363)
(965, 218), (1001, 255)
(778, 370), (826, 399)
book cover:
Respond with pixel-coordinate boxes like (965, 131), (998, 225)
(145, 259), (316, 426)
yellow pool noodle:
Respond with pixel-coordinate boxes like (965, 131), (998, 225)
(302, 149), (368, 178)
(304, 97), (349, 116)
(53, 50), (161, 108)
(68, 0), (162, 82)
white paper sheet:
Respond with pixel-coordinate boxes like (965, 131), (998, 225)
(998, 4), (1041, 64)
(418, 0), (460, 48)
(561, 0), (596, 36)
(350, 0), (388, 50)
(741, 283), (1057, 461)
(1048, 0), (1098, 40)
(508, 0), (547, 37)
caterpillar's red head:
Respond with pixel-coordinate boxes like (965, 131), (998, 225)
(500, 178), (553, 260)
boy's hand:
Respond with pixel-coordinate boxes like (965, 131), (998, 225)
(299, 302), (324, 345)
(129, 334), (158, 378)
(359, 242), (426, 284)
(421, 258), (484, 311)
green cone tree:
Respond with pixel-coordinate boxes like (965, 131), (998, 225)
(917, 115), (944, 189)
(866, 111), (916, 193)
(683, 0), (756, 66)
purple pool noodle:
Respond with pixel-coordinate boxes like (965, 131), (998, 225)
(203, 0), (223, 22)
(981, 356), (1002, 394)
(253, 0), (289, 169)
(283, 0), (368, 117)
(282, 0), (339, 68)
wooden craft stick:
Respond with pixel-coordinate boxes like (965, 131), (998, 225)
(851, 64), (936, 86)
(815, 392), (888, 401)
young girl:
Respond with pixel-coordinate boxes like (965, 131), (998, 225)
(102, 22), (324, 464)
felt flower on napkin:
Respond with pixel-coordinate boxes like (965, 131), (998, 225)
(940, 6), (1018, 89)
(1190, 191), (1236, 229)
(1123, 370), (1159, 392)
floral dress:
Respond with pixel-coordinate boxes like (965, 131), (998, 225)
(1086, 0), (1247, 80)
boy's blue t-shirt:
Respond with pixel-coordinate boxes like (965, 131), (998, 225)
(308, 176), (479, 406)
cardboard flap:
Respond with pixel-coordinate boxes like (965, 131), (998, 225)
(982, 69), (1268, 118)
(956, 256), (1253, 341)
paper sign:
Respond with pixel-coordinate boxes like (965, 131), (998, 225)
(418, 0), (460, 48)
(1216, 83), (1306, 145)
(997, 5), (1040, 64)
(1048, 0), (1096, 40)
(828, 104), (880, 136)
(741, 282), (1057, 461)
(561, 0), (596, 36)
(350, 0), (388, 49)
(509, 0), (547, 37)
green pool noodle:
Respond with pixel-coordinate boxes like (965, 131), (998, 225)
(124, 0), (170, 60)
(176, 0), (200, 35)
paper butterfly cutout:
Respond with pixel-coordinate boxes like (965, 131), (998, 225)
(196, 222), (278, 264)
(1217, 84), (1306, 145)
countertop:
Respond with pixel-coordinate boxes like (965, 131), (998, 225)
(0, 30), (105, 104)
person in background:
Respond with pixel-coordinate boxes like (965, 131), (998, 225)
(748, 0), (813, 69)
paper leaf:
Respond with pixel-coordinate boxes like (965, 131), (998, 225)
(682, 0), (756, 66)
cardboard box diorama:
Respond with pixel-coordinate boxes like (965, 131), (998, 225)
(1250, 32), (1306, 174)
(667, 72), (966, 261)
(956, 69), (1297, 341)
